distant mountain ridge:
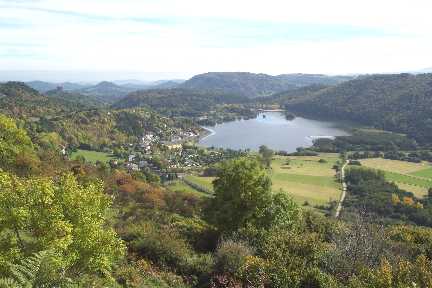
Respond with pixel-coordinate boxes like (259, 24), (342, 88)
(25, 79), (185, 102)
(180, 72), (352, 98)
(26, 81), (89, 93)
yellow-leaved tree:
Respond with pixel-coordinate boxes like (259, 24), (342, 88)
(0, 171), (125, 276)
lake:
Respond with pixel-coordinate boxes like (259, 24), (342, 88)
(199, 112), (350, 152)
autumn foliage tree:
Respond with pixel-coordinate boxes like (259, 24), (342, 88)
(0, 171), (124, 275)
(0, 113), (39, 175)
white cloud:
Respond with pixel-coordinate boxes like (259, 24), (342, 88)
(0, 0), (431, 79)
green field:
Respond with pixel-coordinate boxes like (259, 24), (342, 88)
(411, 167), (432, 179)
(184, 175), (215, 191)
(71, 149), (118, 164)
(165, 180), (209, 197)
(384, 171), (432, 188)
(360, 158), (430, 174)
(270, 154), (342, 206)
(360, 158), (432, 197)
(184, 154), (342, 207)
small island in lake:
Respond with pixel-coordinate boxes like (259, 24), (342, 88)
(284, 112), (296, 121)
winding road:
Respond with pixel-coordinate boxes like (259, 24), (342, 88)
(335, 160), (349, 218)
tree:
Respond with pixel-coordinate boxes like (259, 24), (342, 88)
(258, 145), (273, 168)
(206, 157), (300, 234)
(207, 157), (272, 233)
(0, 114), (39, 175)
(0, 171), (125, 275)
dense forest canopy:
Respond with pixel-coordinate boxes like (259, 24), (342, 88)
(272, 73), (432, 143)
(112, 88), (248, 117)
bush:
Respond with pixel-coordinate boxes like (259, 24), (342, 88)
(215, 239), (254, 277)
(115, 259), (190, 288)
(164, 191), (202, 217)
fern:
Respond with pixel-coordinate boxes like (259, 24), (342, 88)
(0, 278), (20, 288)
(0, 250), (56, 288)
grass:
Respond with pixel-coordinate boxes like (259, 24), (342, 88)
(360, 158), (430, 174)
(183, 153), (342, 207)
(395, 183), (429, 198)
(270, 154), (341, 206)
(360, 158), (432, 198)
(71, 149), (118, 164)
(184, 175), (215, 191)
(165, 180), (209, 197)
(410, 167), (432, 179)
(383, 171), (432, 189)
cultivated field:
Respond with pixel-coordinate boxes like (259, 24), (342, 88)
(270, 154), (342, 206)
(360, 158), (430, 174)
(360, 158), (432, 197)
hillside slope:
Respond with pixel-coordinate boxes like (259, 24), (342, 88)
(112, 88), (247, 117)
(0, 82), (75, 117)
(45, 89), (106, 108)
(283, 73), (432, 142)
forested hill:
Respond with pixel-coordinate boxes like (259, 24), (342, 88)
(45, 89), (106, 108)
(0, 82), (75, 117)
(282, 73), (432, 143)
(112, 88), (248, 117)
(76, 81), (134, 103)
(180, 72), (351, 98)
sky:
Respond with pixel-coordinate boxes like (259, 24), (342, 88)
(1, 0), (432, 82)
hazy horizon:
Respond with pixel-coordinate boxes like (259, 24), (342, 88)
(1, 68), (432, 83)
(1, 0), (432, 80)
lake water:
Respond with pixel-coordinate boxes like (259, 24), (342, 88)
(199, 112), (350, 152)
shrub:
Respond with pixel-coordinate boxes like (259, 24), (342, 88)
(215, 239), (254, 278)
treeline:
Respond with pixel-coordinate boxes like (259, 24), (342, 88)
(312, 129), (418, 152)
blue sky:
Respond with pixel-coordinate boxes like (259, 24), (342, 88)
(0, 0), (431, 81)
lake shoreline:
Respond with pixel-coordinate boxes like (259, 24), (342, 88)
(198, 111), (351, 152)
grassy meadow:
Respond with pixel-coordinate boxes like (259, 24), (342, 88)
(360, 158), (432, 197)
(270, 154), (342, 206)
(165, 180), (210, 197)
(71, 149), (118, 164)
(184, 153), (342, 208)
(184, 175), (215, 191)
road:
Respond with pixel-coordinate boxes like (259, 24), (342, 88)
(335, 160), (349, 218)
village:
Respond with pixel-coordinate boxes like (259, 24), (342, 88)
(119, 128), (245, 181)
